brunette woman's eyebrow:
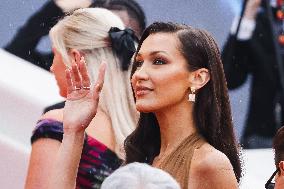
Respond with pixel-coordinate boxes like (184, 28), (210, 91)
(136, 51), (168, 59)
(149, 51), (168, 56)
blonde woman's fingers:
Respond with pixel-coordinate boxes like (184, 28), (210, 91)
(65, 68), (73, 94)
(79, 57), (91, 90)
(72, 63), (82, 90)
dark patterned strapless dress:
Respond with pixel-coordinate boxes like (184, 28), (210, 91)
(31, 119), (122, 189)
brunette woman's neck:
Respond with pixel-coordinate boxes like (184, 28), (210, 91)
(155, 101), (196, 154)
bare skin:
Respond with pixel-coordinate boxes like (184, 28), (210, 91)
(275, 161), (284, 189)
(47, 60), (107, 189)
(187, 143), (238, 189)
(243, 0), (261, 20)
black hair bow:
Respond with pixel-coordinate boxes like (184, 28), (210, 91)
(109, 27), (138, 70)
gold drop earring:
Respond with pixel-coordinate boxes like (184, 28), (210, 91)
(188, 87), (196, 102)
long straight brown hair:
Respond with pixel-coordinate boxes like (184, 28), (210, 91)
(124, 22), (242, 182)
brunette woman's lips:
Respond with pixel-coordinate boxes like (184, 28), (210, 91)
(135, 86), (153, 97)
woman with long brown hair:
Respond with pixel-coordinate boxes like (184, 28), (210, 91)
(124, 22), (242, 188)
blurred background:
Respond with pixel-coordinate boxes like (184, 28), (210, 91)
(0, 0), (271, 189)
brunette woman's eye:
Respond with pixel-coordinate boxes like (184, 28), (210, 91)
(153, 58), (166, 65)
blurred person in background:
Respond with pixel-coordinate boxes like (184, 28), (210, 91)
(4, 0), (146, 71)
(24, 8), (138, 189)
(222, 0), (284, 148)
(92, 0), (146, 38)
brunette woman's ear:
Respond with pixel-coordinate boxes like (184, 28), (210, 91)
(188, 68), (210, 90)
(69, 49), (84, 65)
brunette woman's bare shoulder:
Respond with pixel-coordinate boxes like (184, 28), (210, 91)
(40, 108), (64, 122)
(191, 143), (230, 168)
(188, 143), (238, 189)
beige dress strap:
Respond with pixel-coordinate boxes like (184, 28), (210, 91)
(158, 133), (205, 189)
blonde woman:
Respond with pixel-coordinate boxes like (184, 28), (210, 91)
(24, 8), (138, 189)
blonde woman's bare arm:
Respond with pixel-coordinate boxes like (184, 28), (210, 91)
(47, 59), (106, 189)
(25, 138), (61, 189)
(25, 109), (63, 189)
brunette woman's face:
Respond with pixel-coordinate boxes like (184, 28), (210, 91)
(50, 48), (68, 97)
(131, 33), (191, 112)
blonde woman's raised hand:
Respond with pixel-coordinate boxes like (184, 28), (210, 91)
(63, 58), (106, 135)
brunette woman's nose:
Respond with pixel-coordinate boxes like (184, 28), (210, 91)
(132, 65), (149, 82)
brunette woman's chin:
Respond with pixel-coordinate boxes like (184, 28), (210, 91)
(135, 100), (158, 113)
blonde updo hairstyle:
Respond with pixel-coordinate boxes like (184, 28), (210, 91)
(49, 8), (138, 157)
